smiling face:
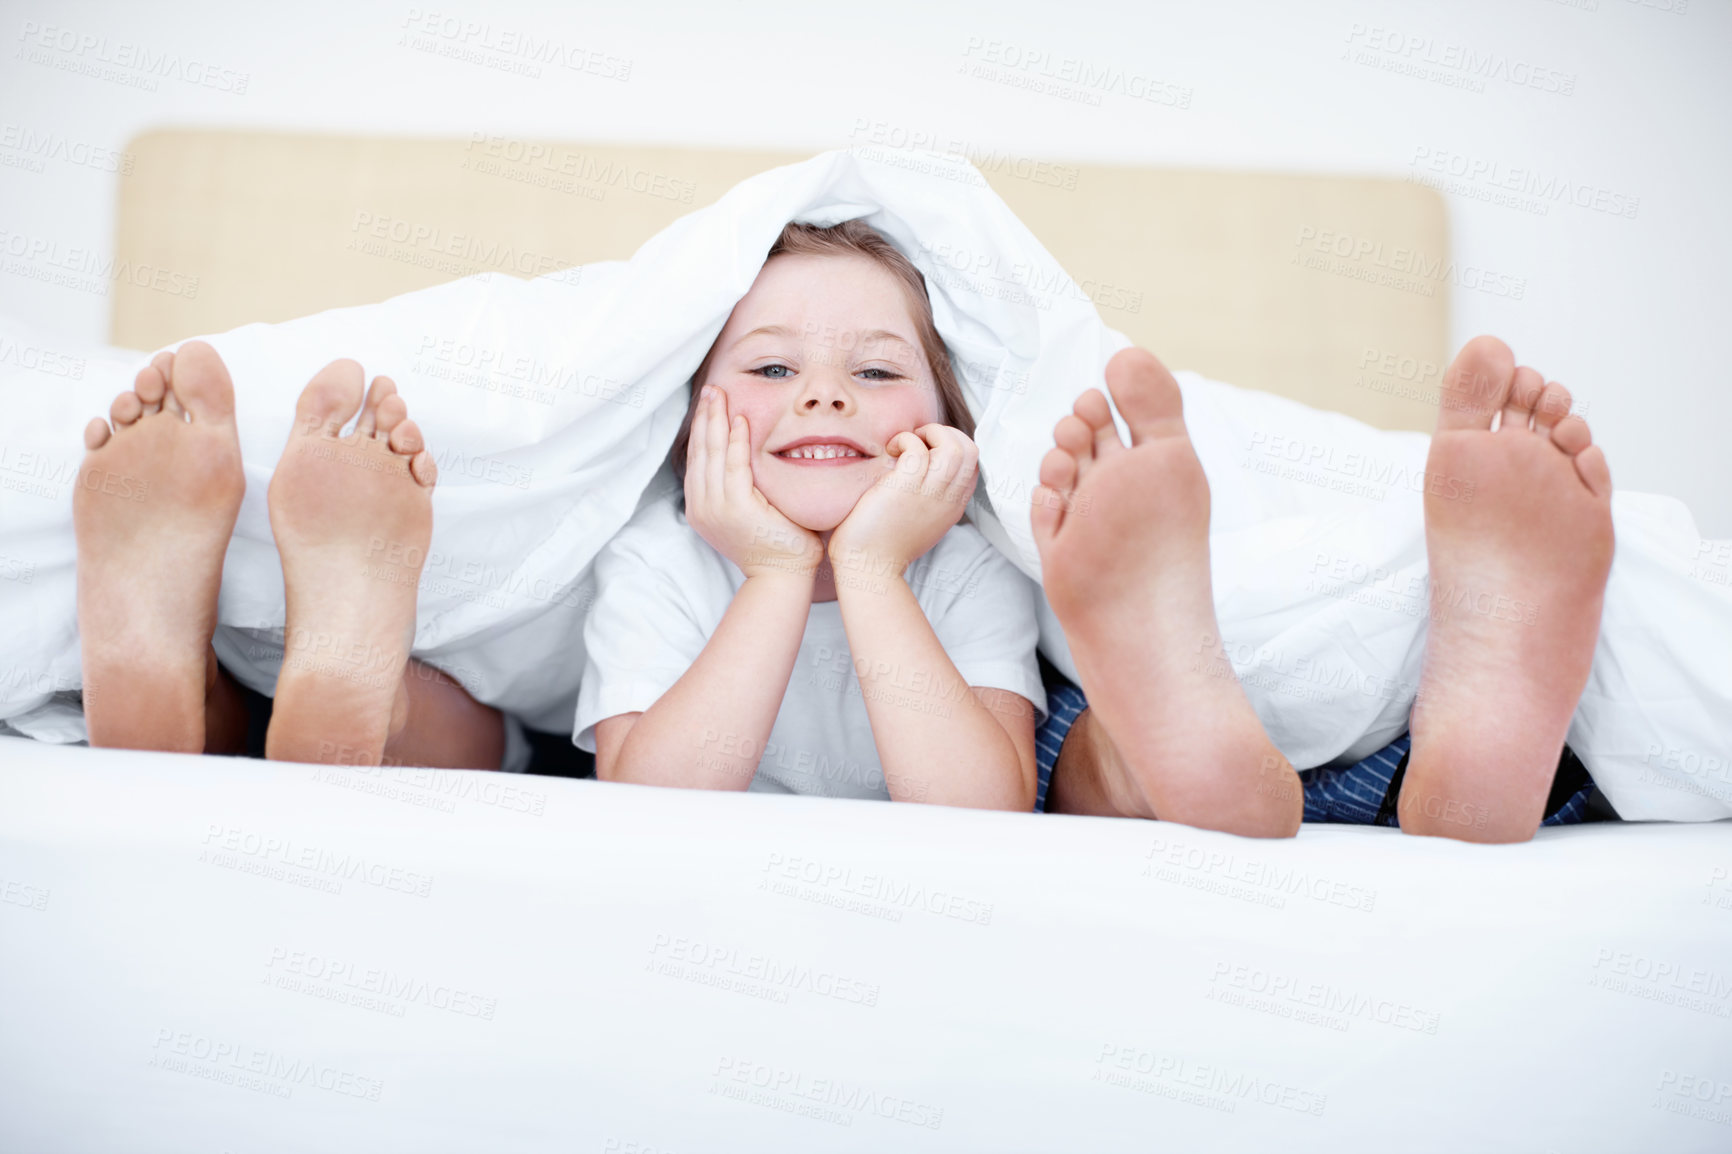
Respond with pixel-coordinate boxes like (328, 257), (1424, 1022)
(700, 252), (944, 532)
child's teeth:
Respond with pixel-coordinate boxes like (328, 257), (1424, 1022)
(787, 445), (858, 459)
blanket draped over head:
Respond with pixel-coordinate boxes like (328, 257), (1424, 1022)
(2, 149), (1727, 819)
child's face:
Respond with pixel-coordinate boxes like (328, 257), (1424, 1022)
(702, 252), (944, 533)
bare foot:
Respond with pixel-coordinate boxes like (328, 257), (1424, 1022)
(74, 341), (245, 751)
(1401, 336), (1613, 842)
(1032, 348), (1302, 836)
(264, 362), (437, 766)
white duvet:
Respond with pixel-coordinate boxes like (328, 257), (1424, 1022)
(3, 740), (1730, 1152)
(0, 148), (1728, 819)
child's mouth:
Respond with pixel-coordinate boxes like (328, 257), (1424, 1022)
(771, 438), (871, 465)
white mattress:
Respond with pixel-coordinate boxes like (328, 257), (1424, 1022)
(3, 738), (1730, 1152)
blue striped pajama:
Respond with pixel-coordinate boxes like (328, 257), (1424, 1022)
(1032, 680), (1592, 825)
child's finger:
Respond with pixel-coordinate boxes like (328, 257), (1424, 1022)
(890, 431), (927, 479)
(914, 423), (951, 450)
(914, 425), (961, 496)
(934, 426), (980, 500)
(943, 431), (980, 498)
(916, 424), (965, 463)
(934, 447), (976, 503)
(685, 390), (710, 507)
(952, 451), (980, 501)
(704, 387), (730, 504)
(722, 412), (753, 503)
(916, 423), (974, 454)
(922, 448), (956, 499)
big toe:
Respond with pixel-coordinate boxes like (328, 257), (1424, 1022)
(1103, 347), (1184, 445)
(1439, 335), (1515, 432)
(169, 340), (236, 423)
(293, 359), (366, 439)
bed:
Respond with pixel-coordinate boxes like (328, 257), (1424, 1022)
(109, 131), (1449, 433)
(3, 133), (1728, 1151)
(4, 740), (1731, 1151)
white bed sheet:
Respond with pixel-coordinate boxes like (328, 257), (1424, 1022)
(3, 739), (1730, 1152)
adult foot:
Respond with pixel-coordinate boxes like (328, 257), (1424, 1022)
(1401, 336), (1613, 842)
(264, 362), (437, 765)
(74, 342), (244, 751)
(1032, 348), (1301, 836)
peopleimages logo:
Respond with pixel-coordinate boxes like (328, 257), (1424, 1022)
(200, 824), (435, 898)
(0, 228), (200, 299)
(647, 933), (881, 1007)
(264, 947), (498, 1019)
(398, 9), (632, 81)
(958, 37), (1193, 109)
(1342, 24), (1576, 95)
(150, 1028), (383, 1101)
(1292, 226), (1526, 300)
(1207, 961), (1442, 1034)
(1143, 834), (1379, 913)
(711, 1057), (944, 1129)
(0, 124), (133, 174)
(14, 21), (251, 93)
(1409, 147), (1640, 219)
(759, 852), (994, 926)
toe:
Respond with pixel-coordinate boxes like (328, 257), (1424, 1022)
(110, 391), (143, 427)
(1573, 444), (1613, 500)
(1438, 335), (1514, 432)
(1500, 366), (1545, 433)
(1033, 446), (1080, 546)
(1532, 381), (1572, 433)
(355, 375), (399, 437)
(1550, 414), (1593, 457)
(1103, 347), (1184, 445)
(133, 362), (166, 416)
(293, 359), (366, 440)
(371, 394), (409, 440)
(388, 417), (425, 458)
(1073, 387), (1124, 462)
(83, 417), (112, 451)
(1053, 414), (1097, 468)
(1038, 445), (1079, 493)
(410, 449), (438, 488)
(168, 340), (237, 424)
(1030, 484), (1064, 546)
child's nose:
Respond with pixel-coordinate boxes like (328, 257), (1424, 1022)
(795, 370), (855, 414)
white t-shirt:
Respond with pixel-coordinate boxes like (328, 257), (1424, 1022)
(574, 492), (1046, 801)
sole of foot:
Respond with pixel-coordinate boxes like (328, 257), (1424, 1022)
(1032, 347), (1301, 836)
(74, 341), (245, 752)
(263, 361), (437, 766)
(1402, 335), (1613, 842)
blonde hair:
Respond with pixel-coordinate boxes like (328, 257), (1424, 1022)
(670, 220), (972, 480)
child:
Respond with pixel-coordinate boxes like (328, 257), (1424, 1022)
(577, 222), (1046, 810)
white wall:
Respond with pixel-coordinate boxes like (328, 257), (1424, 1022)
(3, 0), (1727, 532)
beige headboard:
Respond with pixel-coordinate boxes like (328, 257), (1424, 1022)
(112, 131), (1449, 432)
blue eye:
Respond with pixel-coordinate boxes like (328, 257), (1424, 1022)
(858, 367), (904, 382)
(753, 364), (792, 380)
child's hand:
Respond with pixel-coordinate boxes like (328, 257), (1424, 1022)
(684, 384), (826, 582)
(828, 424), (978, 580)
